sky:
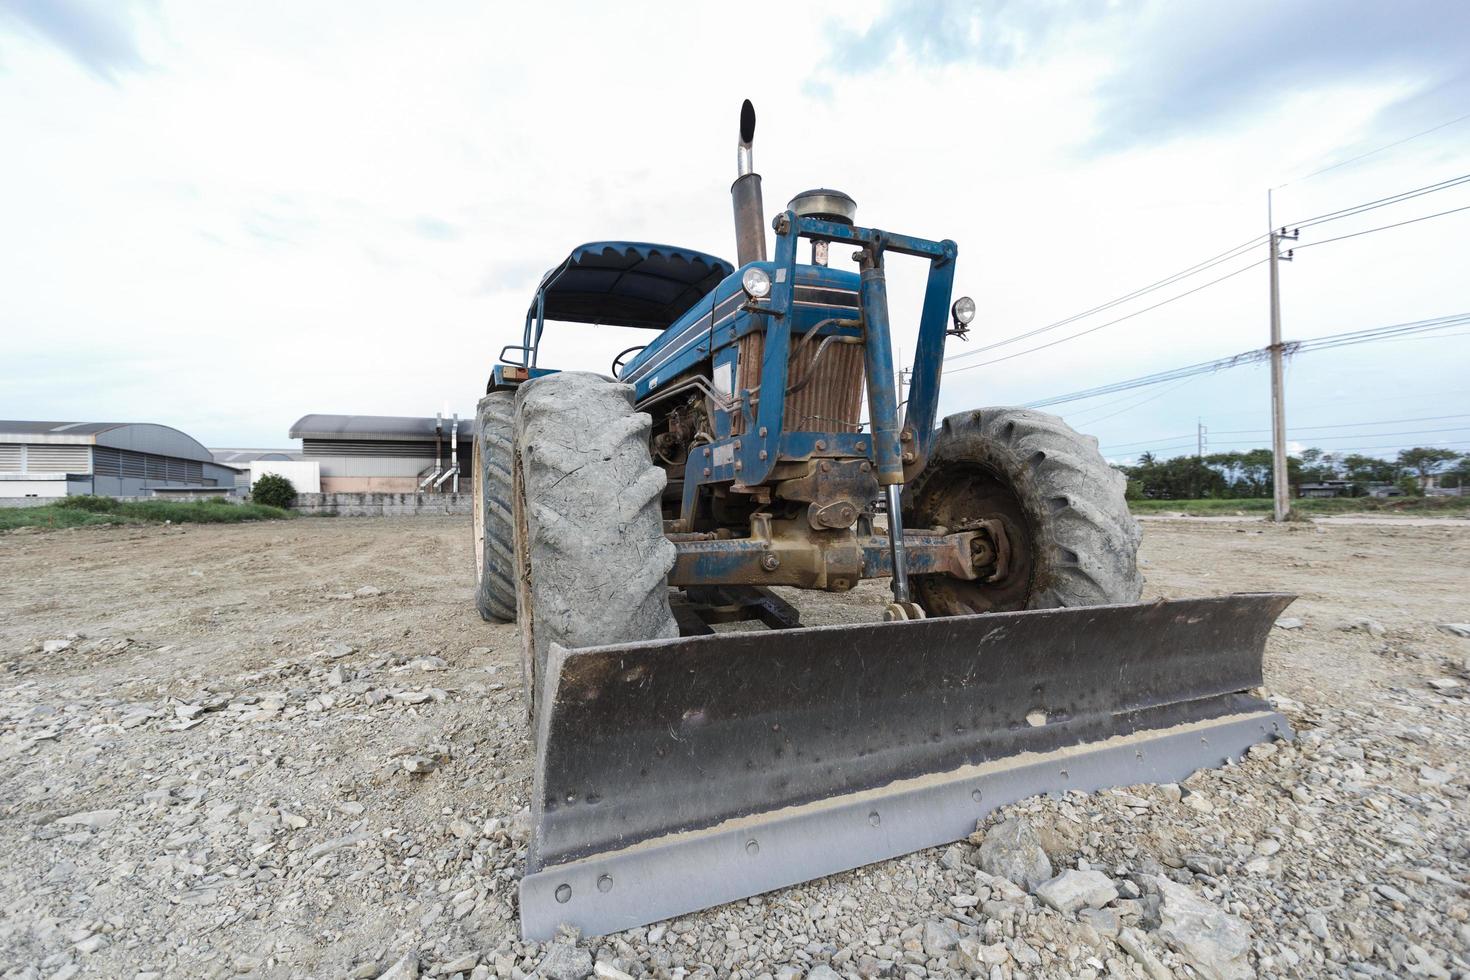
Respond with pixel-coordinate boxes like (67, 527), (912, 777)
(2, 0), (1468, 461)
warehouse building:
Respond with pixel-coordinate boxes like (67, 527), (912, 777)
(0, 420), (240, 499)
(210, 449), (304, 491)
(289, 414), (471, 492)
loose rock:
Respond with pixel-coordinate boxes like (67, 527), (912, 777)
(1151, 877), (1253, 980)
(1035, 869), (1118, 913)
(974, 816), (1053, 891)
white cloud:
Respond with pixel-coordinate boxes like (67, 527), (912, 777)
(1, 1), (1467, 455)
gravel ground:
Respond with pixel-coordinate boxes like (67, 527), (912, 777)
(0, 516), (1467, 980)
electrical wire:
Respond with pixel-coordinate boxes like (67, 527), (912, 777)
(1293, 203), (1470, 251)
(1021, 314), (1470, 408)
(1212, 413), (1470, 435)
(943, 235), (1266, 363)
(1071, 377), (1201, 427)
(1097, 432), (1195, 450)
(948, 259), (1269, 375)
(1207, 426), (1470, 447)
(1287, 173), (1470, 230)
(1277, 112), (1470, 187)
(946, 171), (1469, 367)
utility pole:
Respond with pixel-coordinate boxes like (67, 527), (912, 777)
(1196, 418), (1207, 498)
(1267, 208), (1299, 522)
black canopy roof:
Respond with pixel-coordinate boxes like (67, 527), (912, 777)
(531, 242), (734, 331)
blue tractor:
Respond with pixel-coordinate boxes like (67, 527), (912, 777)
(473, 102), (1293, 940)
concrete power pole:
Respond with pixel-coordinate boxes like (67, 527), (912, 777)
(1267, 221), (1298, 522)
(1195, 418), (1206, 498)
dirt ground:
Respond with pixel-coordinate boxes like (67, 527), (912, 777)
(0, 516), (1466, 979)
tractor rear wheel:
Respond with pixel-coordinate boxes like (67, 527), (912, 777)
(472, 390), (517, 622)
(512, 372), (678, 720)
(903, 408), (1142, 615)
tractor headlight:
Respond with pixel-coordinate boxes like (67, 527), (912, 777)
(741, 267), (772, 300)
(951, 296), (976, 325)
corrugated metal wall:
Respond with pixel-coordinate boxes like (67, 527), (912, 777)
(0, 444), (92, 473)
(302, 438), (473, 459)
(93, 446), (202, 483)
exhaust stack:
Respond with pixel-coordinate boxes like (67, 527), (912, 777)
(730, 99), (767, 266)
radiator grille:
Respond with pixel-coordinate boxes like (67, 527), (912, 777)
(731, 333), (864, 435)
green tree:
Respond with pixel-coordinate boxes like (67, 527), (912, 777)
(251, 473), (297, 509)
(1397, 447), (1460, 489)
(1341, 454), (1399, 490)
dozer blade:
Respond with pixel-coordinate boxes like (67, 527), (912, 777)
(519, 593), (1294, 940)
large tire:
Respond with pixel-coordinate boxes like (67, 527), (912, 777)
(903, 408), (1142, 615)
(512, 372), (677, 719)
(472, 391), (517, 622)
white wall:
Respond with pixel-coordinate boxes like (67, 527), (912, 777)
(250, 460), (321, 494)
(0, 480), (68, 498)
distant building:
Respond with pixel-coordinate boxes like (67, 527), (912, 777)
(0, 421), (239, 499)
(288, 414), (471, 493)
(210, 448), (303, 491)
(1297, 480), (1354, 499)
(1365, 482), (1404, 498)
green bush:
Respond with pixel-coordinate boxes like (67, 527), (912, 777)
(55, 495), (121, 513)
(251, 473), (297, 509)
(206, 494), (236, 505)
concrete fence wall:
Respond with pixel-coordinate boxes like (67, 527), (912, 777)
(291, 492), (471, 517)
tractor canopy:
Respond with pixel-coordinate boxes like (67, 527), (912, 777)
(529, 242), (734, 331)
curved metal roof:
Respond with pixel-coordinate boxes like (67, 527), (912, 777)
(532, 242), (734, 331)
(289, 414), (472, 442)
(211, 449), (302, 464)
(0, 420), (214, 462)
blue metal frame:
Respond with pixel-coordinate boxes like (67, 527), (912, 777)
(644, 211), (956, 526)
(494, 214), (959, 555)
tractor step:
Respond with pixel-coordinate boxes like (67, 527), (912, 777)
(520, 593), (1294, 940)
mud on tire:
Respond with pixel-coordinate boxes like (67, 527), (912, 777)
(903, 407), (1142, 615)
(472, 390), (517, 622)
(512, 372), (678, 719)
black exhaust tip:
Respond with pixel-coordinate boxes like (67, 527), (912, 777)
(740, 99), (756, 145)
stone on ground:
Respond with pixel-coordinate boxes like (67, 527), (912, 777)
(1151, 876), (1253, 980)
(1035, 868), (1118, 914)
(974, 816), (1053, 891)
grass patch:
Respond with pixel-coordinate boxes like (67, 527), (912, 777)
(1129, 496), (1470, 516)
(0, 496), (293, 531)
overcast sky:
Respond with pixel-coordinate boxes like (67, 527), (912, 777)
(2, 0), (1467, 460)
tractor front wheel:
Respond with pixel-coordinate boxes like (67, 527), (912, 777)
(511, 372), (678, 721)
(903, 408), (1142, 615)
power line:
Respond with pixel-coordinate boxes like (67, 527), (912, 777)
(1311, 439), (1470, 453)
(1277, 111), (1470, 187)
(1074, 377), (1199, 426)
(1208, 425), (1470, 447)
(1293, 203), (1470, 251)
(1287, 172), (1470, 230)
(944, 169), (1470, 372)
(1211, 413), (1470, 435)
(948, 259), (1268, 376)
(943, 234), (1265, 364)
(1022, 313), (1470, 408)
(1098, 432), (1195, 450)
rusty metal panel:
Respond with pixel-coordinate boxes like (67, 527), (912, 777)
(730, 333), (763, 435)
(520, 592), (1295, 939)
(731, 331), (863, 436)
(787, 342), (864, 432)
